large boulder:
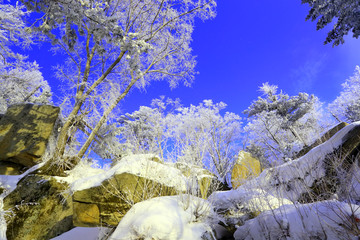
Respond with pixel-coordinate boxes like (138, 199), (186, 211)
(3, 173), (73, 240)
(0, 104), (60, 167)
(231, 151), (262, 189)
(72, 154), (187, 227)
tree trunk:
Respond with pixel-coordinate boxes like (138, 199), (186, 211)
(53, 50), (126, 162)
(53, 102), (83, 160)
(77, 78), (138, 158)
(289, 126), (308, 147)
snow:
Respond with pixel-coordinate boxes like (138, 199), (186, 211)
(209, 188), (292, 214)
(50, 227), (106, 240)
(54, 160), (106, 186)
(0, 197), (5, 240)
(70, 154), (187, 192)
(0, 123), (359, 240)
(110, 195), (217, 240)
(234, 200), (360, 240)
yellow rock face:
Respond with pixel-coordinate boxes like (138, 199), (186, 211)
(231, 151), (262, 189)
(0, 104), (60, 167)
(73, 202), (100, 227)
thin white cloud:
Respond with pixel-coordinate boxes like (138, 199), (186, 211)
(291, 56), (325, 92)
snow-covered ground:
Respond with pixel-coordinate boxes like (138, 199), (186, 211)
(209, 188), (292, 214)
(50, 194), (218, 240)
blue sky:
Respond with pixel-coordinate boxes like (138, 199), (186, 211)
(26, 0), (360, 117)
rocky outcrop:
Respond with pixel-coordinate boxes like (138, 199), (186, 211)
(72, 154), (187, 227)
(0, 104), (60, 168)
(3, 173), (73, 240)
(231, 151), (262, 189)
(296, 122), (348, 158)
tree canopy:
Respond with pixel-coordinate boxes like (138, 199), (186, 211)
(243, 83), (325, 165)
(18, 0), (216, 169)
(302, 0), (360, 46)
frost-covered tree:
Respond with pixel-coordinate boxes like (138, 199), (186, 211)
(0, 1), (51, 114)
(118, 98), (242, 184)
(244, 83), (324, 165)
(0, 1), (32, 61)
(301, 0), (360, 46)
(172, 100), (241, 182)
(118, 97), (180, 159)
(0, 61), (52, 114)
(328, 66), (360, 122)
(20, 0), (217, 167)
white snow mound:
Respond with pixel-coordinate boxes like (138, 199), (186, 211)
(110, 195), (217, 240)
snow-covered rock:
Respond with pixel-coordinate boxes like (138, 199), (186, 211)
(71, 154), (186, 192)
(70, 154), (188, 227)
(296, 121), (348, 158)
